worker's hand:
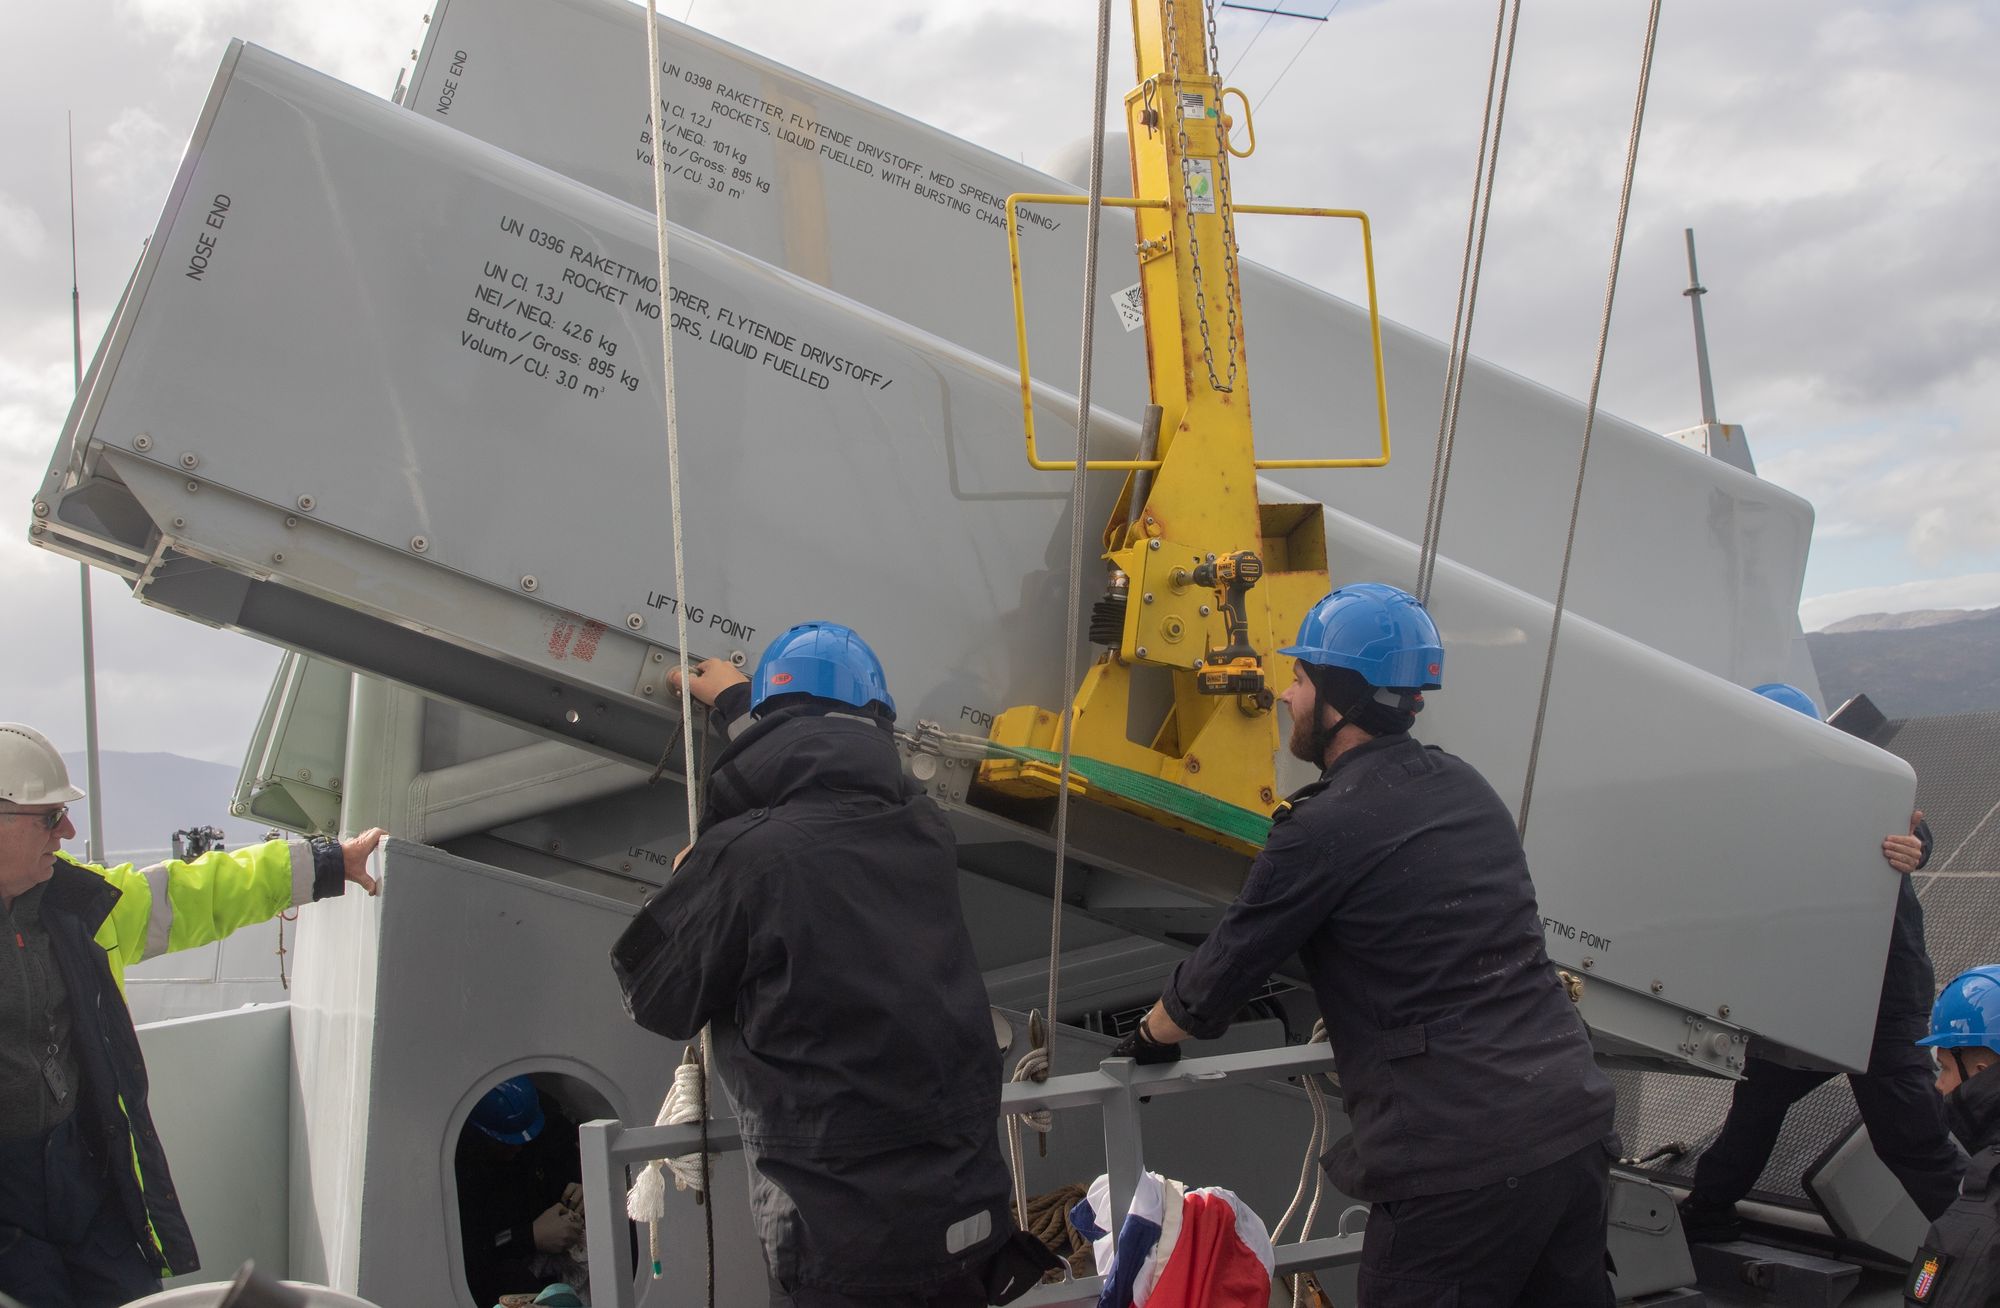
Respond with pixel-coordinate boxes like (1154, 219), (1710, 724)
(561, 1182), (584, 1212)
(1883, 809), (1926, 876)
(672, 844), (693, 871)
(532, 1200), (583, 1253)
(665, 657), (748, 709)
(1110, 1016), (1182, 1066)
(341, 828), (386, 895)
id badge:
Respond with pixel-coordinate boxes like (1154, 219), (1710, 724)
(41, 1052), (70, 1106)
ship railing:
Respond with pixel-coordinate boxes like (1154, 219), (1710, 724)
(580, 1042), (1361, 1307)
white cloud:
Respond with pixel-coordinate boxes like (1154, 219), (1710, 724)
(1759, 400), (2000, 568)
(113, 0), (422, 93)
(1801, 572), (2000, 632)
(0, 193), (48, 259)
(83, 107), (184, 215)
(0, 320), (75, 465)
(113, 0), (249, 61)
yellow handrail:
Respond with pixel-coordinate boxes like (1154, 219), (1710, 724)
(1005, 192), (1392, 473)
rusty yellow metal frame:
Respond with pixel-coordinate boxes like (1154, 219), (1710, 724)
(1004, 192), (1391, 472)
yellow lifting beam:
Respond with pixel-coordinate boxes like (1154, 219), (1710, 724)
(980, 0), (1386, 852)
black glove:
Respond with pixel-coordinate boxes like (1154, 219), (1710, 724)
(1110, 1016), (1182, 1065)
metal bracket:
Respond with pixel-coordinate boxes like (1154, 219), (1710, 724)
(1677, 1012), (1748, 1075)
(1127, 538), (1218, 670)
(900, 719), (977, 806)
(633, 647), (672, 701)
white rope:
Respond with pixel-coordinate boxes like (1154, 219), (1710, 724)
(1416, 0), (1523, 605)
(625, 1054), (710, 1273)
(644, 0), (700, 837)
(1518, 0), (1665, 839)
(1007, 0), (1116, 1211)
(640, 11), (715, 1299)
(1007, 1038), (1053, 1225)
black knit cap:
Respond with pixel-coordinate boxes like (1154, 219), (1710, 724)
(1303, 663), (1423, 737)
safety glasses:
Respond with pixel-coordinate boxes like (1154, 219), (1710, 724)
(0, 805), (68, 831)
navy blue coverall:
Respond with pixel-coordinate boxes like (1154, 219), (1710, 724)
(1164, 732), (1619, 1308)
(1905, 1056), (2000, 1306)
(1689, 820), (1967, 1223)
(613, 695), (1012, 1308)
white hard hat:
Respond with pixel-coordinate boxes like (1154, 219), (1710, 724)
(124, 1261), (385, 1306)
(0, 723), (86, 806)
(126, 1282), (381, 1307)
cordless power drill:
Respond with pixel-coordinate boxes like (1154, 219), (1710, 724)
(1190, 551), (1268, 701)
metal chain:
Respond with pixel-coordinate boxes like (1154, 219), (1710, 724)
(1206, 0), (1245, 392)
(1518, 0), (1665, 839)
(1417, 0), (1522, 605)
(1168, 0), (1238, 394)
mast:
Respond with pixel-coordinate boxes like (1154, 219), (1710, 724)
(1683, 227), (1718, 427)
(69, 112), (106, 863)
(1666, 227), (1753, 473)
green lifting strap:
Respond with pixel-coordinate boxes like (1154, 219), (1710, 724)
(996, 746), (1274, 847)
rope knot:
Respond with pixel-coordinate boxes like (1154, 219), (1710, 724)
(1010, 1012), (1054, 1135)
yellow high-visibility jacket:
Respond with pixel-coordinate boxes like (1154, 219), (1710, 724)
(45, 837), (338, 1274)
(60, 837), (321, 992)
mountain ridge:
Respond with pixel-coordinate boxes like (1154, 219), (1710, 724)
(1807, 608), (2000, 720)
(58, 751), (275, 860)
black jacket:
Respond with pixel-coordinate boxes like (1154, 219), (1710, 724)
(1164, 733), (1617, 1202)
(612, 703), (1011, 1294)
(455, 1099), (580, 1308)
(1908, 1064), (2000, 1306)
(1880, 819), (1939, 1038)
(39, 862), (196, 1275)
(36, 847), (346, 1276)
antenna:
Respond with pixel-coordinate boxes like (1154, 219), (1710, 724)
(69, 112), (107, 864)
(1683, 227), (1718, 427)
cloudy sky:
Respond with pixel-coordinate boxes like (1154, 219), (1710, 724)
(4, 0), (1995, 764)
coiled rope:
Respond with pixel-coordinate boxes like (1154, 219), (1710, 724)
(1518, 0), (1665, 839)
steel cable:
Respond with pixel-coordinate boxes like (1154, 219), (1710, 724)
(1518, 0), (1666, 839)
(1252, 1), (1339, 114)
(1416, 0), (1523, 605)
(1006, 0), (1117, 1221)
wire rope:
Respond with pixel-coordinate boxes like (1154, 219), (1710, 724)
(1416, 0), (1524, 604)
(1006, 0), (1119, 1223)
(1517, 0), (1666, 839)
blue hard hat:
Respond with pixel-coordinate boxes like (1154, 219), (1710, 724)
(1920, 965), (2000, 1050)
(1280, 583), (1443, 690)
(470, 1076), (545, 1145)
(1752, 683), (1821, 720)
(750, 622), (896, 718)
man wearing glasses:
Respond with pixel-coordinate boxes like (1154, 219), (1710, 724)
(0, 722), (384, 1307)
